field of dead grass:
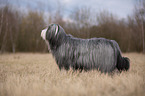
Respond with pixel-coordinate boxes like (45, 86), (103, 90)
(0, 53), (144, 96)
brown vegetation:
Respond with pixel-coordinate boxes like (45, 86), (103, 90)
(0, 53), (144, 96)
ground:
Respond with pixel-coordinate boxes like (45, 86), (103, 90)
(0, 53), (144, 96)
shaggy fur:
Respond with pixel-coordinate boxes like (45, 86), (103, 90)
(41, 24), (130, 73)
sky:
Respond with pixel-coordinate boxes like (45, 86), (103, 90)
(0, 0), (138, 19)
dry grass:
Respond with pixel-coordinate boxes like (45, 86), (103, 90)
(0, 53), (144, 96)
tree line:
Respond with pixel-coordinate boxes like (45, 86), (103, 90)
(0, 2), (145, 53)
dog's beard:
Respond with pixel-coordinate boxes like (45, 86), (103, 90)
(41, 28), (51, 51)
(45, 40), (50, 51)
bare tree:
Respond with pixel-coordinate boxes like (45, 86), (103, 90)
(70, 7), (92, 38)
(0, 8), (4, 36)
(18, 11), (45, 52)
(140, 0), (145, 53)
(0, 6), (20, 53)
(134, 0), (145, 53)
(0, 13), (8, 53)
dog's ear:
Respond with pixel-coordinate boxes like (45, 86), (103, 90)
(55, 25), (59, 36)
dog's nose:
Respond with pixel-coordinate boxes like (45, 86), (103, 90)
(41, 28), (47, 40)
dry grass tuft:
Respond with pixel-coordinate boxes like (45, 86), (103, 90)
(0, 53), (145, 96)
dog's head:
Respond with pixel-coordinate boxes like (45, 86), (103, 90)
(41, 24), (65, 41)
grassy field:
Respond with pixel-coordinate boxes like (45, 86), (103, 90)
(0, 53), (144, 96)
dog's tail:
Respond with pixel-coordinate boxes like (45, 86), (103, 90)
(111, 40), (130, 72)
(116, 53), (130, 71)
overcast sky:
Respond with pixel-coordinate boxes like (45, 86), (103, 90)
(1, 0), (138, 19)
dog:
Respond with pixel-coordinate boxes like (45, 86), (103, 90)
(41, 24), (130, 73)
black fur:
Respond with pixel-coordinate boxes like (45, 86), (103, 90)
(117, 56), (130, 71)
(41, 24), (130, 73)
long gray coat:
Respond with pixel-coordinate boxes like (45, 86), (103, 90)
(41, 24), (130, 73)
